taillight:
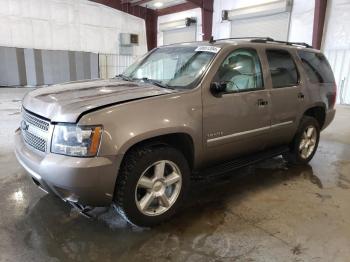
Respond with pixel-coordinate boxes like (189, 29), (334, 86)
(330, 83), (337, 108)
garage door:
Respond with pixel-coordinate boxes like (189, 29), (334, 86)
(163, 26), (197, 45)
(231, 12), (290, 41)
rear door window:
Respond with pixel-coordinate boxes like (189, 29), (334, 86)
(297, 51), (335, 83)
(266, 49), (299, 88)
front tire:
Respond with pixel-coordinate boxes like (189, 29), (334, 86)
(283, 116), (320, 165)
(114, 145), (190, 227)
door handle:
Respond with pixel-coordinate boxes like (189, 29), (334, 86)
(298, 92), (305, 100)
(257, 99), (269, 107)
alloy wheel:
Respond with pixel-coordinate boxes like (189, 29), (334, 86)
(135, 160), (182, 216)
(299, 126), (317, 159)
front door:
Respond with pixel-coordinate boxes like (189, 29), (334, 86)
(202, 48), (271, 166)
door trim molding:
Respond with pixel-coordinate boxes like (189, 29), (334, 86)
(207, 120), (293, 144)
(270, 120), (293, 128)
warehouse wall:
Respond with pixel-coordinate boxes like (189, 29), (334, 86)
(212, 0), (314, 45)
(288, 0), (314, 44)
(0, 0), (147, 55)
(323, 0), (350, 104)
(0, 0), (148, 85)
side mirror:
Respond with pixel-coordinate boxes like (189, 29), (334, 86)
(210, 82), (227, 97)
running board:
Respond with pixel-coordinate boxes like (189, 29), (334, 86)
(194, 146), (289, 179)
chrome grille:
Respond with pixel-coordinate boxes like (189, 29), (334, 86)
(21, 110), (50, 152)
(22, 131), (47, 152)
(23, 111), (49, 131)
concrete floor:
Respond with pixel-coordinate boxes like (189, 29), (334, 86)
(1, 88), (350, 262)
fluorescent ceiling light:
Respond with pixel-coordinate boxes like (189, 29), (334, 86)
(153, 2), (164, 8)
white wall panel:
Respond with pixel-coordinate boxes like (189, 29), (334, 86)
(288, 0), (314, 44)
(10, 17), (34, 48)
(52, 23), (71, 50)
(0, 16), (12, 46)
(29, 0), (51, 20)
(32, 20), (52, 50)
(323, 0), (350, 104)
(0, 0), (10, 15)
(0, 0), (147, 56)
(79, 1), (102, 26)
(51, 1), (70, 23)
(323, 0), (350, 50)
(68, 24), (81, 51)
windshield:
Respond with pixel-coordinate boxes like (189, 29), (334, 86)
(122, 46), (218, 89)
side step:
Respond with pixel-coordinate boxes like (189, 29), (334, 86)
(194, 146), (289, 179)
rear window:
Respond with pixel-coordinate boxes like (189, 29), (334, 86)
(266, 49), (299, 88)
(298, 51), (335, 83)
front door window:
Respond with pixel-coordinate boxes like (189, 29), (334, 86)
(214, 48), (264, 93)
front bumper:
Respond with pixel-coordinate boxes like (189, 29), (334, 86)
(14, 128), (122, 206)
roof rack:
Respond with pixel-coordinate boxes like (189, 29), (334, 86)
(210, 36), (274, 43)
(250, 38), (312, 48)
(209, 36), (312, 48)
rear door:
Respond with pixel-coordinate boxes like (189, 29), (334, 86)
(264, 49), (303, 147)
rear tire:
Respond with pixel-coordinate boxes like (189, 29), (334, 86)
(283, 116), (320, 165)
(114, 145), (190, 227)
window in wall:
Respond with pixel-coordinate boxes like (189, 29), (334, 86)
(266, 49), (298, 88)
(214, 49), (263, 92)
(298, 50), (335, 83)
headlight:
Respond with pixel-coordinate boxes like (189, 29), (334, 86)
(51, 124), (102, 157)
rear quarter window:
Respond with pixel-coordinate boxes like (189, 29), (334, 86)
(297, 51), (335, 83)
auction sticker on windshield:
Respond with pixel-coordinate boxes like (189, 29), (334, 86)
(195, 46), (221, 53)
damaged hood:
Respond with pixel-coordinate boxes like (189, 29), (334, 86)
(22, 78), (176, 123)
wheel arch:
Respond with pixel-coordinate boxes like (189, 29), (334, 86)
(119, 132), (195, 171)
(303, 104), (326, 129)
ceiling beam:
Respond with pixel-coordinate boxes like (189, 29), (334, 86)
(185, 0), (202, 8)
(186, 0), (213, 11)
(157, 1), (198, 16)
(131, 0), (153, 7)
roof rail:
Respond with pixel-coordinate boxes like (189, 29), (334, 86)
(210, 36), (274, 43)
(250, 38), (312, 48)
(209, 36), (312, 48)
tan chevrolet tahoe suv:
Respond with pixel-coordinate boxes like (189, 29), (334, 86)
(15, 37), (336, 227)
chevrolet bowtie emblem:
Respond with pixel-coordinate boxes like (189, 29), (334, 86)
(21, 120), (29, 131)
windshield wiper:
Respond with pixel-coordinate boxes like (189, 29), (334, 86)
(138, 77), (173, 90)
(116, 74), (134, 82)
